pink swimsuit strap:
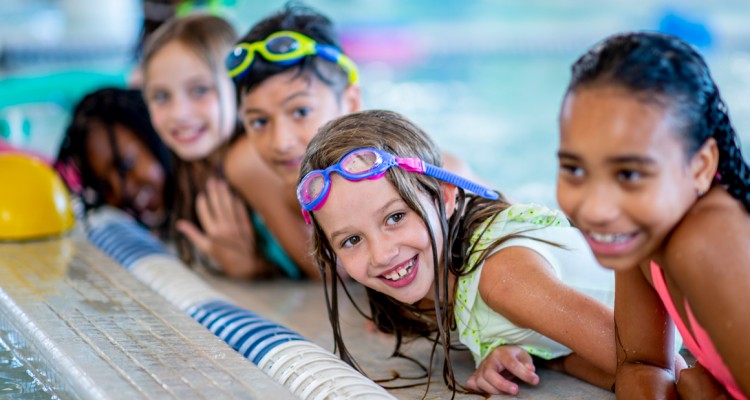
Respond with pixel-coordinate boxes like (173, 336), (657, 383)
(650, 261), (746, 399)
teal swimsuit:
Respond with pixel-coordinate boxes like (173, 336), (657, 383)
(252, 213), (302, 279)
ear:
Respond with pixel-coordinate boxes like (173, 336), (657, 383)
(690, 137), (719, 195)
(440, 182), (458, 218)
(340, 84), (361, 113)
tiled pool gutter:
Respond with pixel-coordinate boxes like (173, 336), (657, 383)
(0, 235), (293, 399)
(0, 209), (395, 399)
(85, 211), (394, 399)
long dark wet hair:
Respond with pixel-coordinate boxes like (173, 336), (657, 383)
(299, 110), (513, 397)
(55, 87), (173, 232)
(566, 31), (750, 211)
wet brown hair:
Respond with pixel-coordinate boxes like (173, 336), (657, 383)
(300, 110), (511, 396)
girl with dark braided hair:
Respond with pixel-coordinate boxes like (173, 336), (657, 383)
(55, 87), (172, 231)
(556, 31), (749, 398)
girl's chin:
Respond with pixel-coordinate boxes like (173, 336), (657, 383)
(593, 253), (641, 271)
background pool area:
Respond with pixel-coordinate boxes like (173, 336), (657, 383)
(1, 2), (749, 398)
(2, 0), (750, 207)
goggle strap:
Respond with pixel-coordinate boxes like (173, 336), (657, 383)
(395, 157), (425, 173)
(315, 45), (340, 63)
(423, 164), (499, 200)
(302, 209), (312, 225)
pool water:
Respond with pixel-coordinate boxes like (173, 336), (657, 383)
(361, 51), (750, 206)
(0, 328), (61, 400)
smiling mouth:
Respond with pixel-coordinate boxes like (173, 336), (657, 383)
(172, 126), (205, 144)
(587, 230), (636, 244)
(133, 187), (154, 210)
(382, 256), (417, 281)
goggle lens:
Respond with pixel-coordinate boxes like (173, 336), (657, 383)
(341, 150), (380, 175)
(266, 36), (300, 55)
(226, 46), (250, 74)
(299, 172), (326, 203)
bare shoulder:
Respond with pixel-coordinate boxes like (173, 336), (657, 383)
(665, 187), (750, 279)
(224, 138), (283, 205)
(478, 246), (554, 311)
(224, 137), (262, 183)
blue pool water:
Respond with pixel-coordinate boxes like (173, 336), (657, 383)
(0, 328), (60, 400)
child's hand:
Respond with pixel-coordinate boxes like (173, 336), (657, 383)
(676, 362), (731, 400)
(466, 345), (540, 395)
(177, 178), (261, 279)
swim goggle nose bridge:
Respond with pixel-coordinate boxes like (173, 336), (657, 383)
(226, 30), (359, 84)
(297, 147), (499, 224)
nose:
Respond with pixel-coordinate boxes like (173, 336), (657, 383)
(575, 183), (621, 226)
(367, 233), (399, 269)
(269, 119), (297, 155)
(168, 93), (192, 122)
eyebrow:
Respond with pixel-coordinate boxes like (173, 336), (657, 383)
(328, 197), (404, 244)
(557, 151), (657, 165)
(243, 90), (311, 116)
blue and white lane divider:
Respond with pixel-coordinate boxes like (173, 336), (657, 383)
(86, 210), (394, 400)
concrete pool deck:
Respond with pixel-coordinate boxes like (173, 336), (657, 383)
(0, 230), (614, 399)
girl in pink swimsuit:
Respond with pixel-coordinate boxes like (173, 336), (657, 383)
(556, 31), (750, 398)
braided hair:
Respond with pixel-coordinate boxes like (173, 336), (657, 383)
(567, 31), (750, 211)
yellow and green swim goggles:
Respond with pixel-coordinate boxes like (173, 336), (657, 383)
(226, 30), (359, 84)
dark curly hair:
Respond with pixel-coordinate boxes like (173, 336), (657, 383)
(55, 87), (173, 230)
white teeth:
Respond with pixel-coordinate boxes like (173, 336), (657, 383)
(383, 258), (416, 281)
(589, 231), (631, 243)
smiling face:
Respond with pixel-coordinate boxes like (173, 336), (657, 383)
(85, 121), (166, 227)
(314, 175), (445, 304)
(144, 40), (236, 161)
(556, 85), (702, 271)
(239, 69), (358, 188)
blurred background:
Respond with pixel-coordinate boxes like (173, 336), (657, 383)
(2, 0), (750, 206)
